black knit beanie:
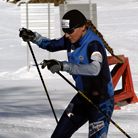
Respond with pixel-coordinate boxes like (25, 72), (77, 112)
(62, 9), (87, 33)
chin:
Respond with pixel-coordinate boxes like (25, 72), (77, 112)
(70, 40), (76, 44)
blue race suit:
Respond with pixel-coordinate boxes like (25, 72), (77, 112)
(32, 27), (114, 138)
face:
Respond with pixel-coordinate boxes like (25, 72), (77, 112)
(65, 25), (87, 43)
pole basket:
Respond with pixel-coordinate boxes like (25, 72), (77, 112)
(108, 55), (138, 110)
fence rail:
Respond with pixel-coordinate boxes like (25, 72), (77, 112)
(21, 3), (55, 39)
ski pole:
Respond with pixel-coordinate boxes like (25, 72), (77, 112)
(27, 41), (58, 124)
(57, 71), (131, 138)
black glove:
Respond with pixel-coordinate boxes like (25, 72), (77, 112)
(41, 59), (63, 73)
(19, 28), (36, 42)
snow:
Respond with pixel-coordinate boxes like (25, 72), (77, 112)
(0, 0), (138, 137)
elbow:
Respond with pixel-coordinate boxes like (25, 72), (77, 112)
(93, 67), (100, 76)
(91, 61), (101, 76)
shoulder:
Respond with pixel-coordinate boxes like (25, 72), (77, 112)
(87, 41), (105, 63)
(88, 41), (105, 54)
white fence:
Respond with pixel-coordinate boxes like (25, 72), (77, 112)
(20, 3), (55, 70)
(21, 3), (55, 39)
(21, 2), (97, 39)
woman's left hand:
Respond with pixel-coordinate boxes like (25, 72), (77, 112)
(41, 59), (63, 73)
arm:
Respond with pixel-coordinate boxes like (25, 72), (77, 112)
(19, 28), (67, 52)
(32, 32), (67, 52)
(62, 60), (101, 76)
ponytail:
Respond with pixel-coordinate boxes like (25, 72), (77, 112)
(86, 19), (124, 63)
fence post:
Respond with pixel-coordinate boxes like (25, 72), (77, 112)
(63, 1), (67, 14)
(26, 2), (30, 71)
(48, 3), (51, 59)
(89, 0), (91, 21)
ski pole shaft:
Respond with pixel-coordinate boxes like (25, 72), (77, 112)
(57, 71), (131, 138)
(27, 41), (58, 124)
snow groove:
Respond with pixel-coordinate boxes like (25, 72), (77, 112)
(0, 122), (49, 133)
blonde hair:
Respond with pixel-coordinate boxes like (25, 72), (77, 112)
(86, 19), (124, 63)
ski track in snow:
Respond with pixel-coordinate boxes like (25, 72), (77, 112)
(0, 0), (138, 138)
(0, 118), (53, 133)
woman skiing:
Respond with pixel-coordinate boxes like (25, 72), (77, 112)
(20, 9), (114, 138)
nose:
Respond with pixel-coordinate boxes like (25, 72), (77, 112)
(65, 33), (70, 38)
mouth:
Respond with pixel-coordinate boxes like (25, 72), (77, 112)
(68, 37), (75, 43)
(69, 38), (73, 42)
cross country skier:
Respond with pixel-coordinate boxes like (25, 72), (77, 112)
(19, 9), (114, 138)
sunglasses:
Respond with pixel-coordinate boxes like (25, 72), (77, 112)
(63, 23), (82, 34)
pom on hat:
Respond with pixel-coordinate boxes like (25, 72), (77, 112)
(62, 9), (86, 33)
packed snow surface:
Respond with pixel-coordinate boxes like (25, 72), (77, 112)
(0, 0), (138, 138)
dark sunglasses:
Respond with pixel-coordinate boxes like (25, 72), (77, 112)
(63, 23), (82, 34)
(63, 18), (86, 34)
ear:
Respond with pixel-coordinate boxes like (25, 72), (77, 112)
(81, 25), (86, 32)
(81, 25), (87, 36)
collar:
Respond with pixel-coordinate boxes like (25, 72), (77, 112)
(78, 27), (91, 46)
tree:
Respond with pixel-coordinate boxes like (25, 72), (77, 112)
(8, 0), (66, 6)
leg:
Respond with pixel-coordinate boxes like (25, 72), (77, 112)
(88, 97), (114, 138)
(51, 93), (88, 138)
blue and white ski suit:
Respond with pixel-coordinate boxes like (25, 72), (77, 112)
(32, 27), (114, 138)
